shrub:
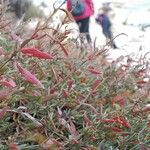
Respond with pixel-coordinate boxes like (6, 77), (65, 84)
(0, 4), (150, 150)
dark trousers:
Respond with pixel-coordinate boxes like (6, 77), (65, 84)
(76, 17), (91, 43)
(102, 28), (117, 49)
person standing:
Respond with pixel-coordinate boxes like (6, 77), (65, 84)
(66, 0), (94, 44)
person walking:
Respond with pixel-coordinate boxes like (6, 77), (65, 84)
(95, 4), (117, 49)
(66, 0), (94, 45)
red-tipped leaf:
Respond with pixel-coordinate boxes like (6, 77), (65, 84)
(16, 62), (44, 89)
(0, 88), (13, 101)
(88, 66), (101, 75)
(0, 77), (16, 88)
(67, 80), (74, 90)
(21, 47), (53, 59)
(91, 79), (101, 91)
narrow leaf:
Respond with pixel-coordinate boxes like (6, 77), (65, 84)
(21, 47), (53, 59)
(16, 62), (44, 89)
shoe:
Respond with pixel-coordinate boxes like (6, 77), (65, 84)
(112, 43), (117, 49)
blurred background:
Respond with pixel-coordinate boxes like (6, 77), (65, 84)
(1, 0), (150, 60)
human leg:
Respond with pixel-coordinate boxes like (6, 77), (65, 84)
(76, 17), (91, 43)
(103, 29), (117, 49)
